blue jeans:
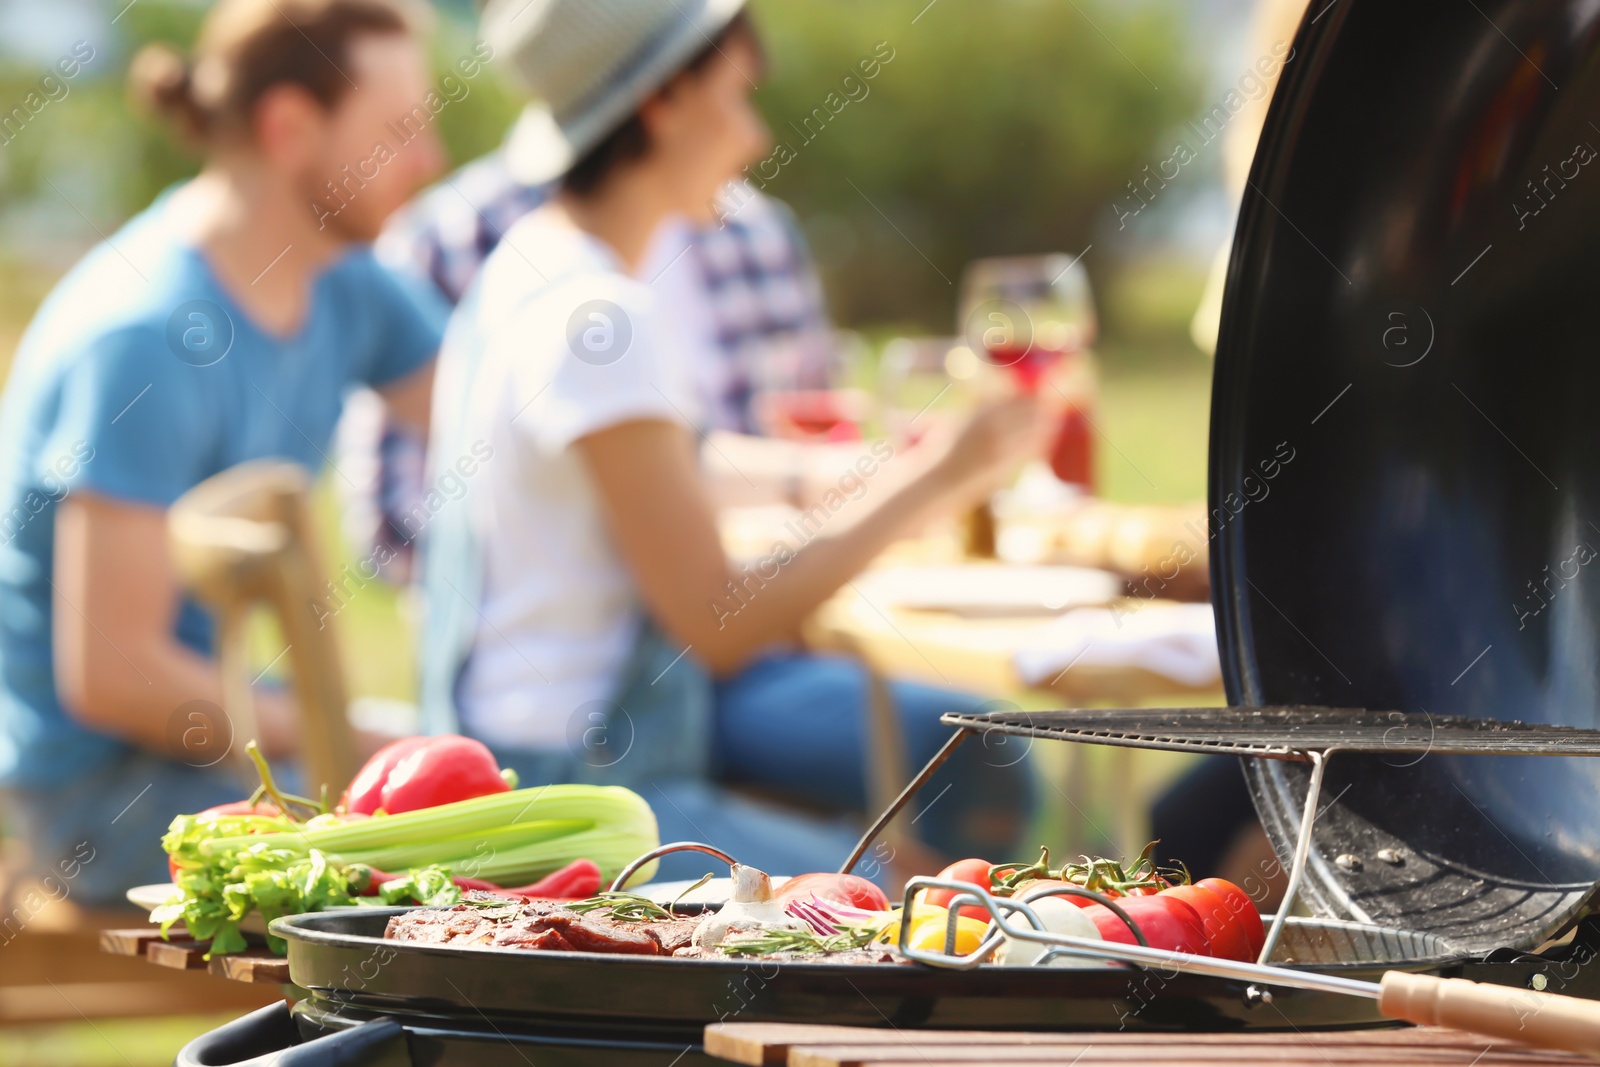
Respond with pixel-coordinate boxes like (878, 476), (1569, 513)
(481, 625), (1037, 884)
(711, 652), (1037, 865)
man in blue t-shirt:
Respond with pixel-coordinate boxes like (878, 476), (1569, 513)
(0, 0), (448, 904)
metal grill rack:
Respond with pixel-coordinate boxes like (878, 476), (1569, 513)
(839, 706), (1600, 965)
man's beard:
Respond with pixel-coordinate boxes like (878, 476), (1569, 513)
(301, 170), (383, 243)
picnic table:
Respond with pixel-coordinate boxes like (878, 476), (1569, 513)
(804, 582), (1219, 705)
(742, 494), (1221, 858)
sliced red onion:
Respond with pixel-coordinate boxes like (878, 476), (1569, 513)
(785, 897), (836, 935)
(785, 893), (885, 937)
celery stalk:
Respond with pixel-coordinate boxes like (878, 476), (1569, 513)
(192, 785), (659, 886)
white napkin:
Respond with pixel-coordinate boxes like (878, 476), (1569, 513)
(1012, 602), (1221, 688)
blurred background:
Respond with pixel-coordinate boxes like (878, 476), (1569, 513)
(0, 0), (1279, 1060)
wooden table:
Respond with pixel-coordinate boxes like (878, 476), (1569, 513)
(802, 574), (1222, 857)
(805, 586), (1220, 706)
(704, 1021), (1591, 1066)
(99, 927), (289, 985)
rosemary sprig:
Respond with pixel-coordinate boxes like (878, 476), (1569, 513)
(719, 920), (886, 957)
(566, 891), (673, 921)
(669, 872), (714, 916)
(457, 896), (528, 910)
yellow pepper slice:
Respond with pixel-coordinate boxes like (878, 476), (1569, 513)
(905, 912), (990, 956)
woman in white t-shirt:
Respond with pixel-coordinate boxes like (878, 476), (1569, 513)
(424, 0), (1045, 880)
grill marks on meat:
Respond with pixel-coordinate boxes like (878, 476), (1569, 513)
(384, 896), (699, 957)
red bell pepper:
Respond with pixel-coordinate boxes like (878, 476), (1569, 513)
(342, 737), (431, 815)
(342, 735), (518, 816)
(352, 859), (604, 902)
(502, 859), (604, 900)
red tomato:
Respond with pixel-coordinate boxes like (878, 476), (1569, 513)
(1160, 884), (1253, 961)
(1084, 893), (1209, 955)
(921, 858), (998, 922)
(1195, 877), (1265, 957)
(343, 737), (432, 814)
(774, 873), (890, 912)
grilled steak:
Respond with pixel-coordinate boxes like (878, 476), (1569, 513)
(385, 895), (699, 957)
(384, 892), (897, 962)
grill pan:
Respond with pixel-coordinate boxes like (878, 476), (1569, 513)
(270, 906), (1435, 1032)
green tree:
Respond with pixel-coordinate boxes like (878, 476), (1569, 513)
(2, 1), (1199, 335)
(744, 0), (1202, 329)
(0, 2), (521, 227)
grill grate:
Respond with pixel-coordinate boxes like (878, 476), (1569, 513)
(938, 705), (1600, 760)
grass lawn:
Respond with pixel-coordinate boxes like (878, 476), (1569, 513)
(0, 1015), (246, 1067)
(1096, 349), (1213, 505)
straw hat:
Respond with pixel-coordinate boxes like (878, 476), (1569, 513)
(482, 0), (749, 185)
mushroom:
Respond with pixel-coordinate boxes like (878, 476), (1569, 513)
(692, 864), (811, 951)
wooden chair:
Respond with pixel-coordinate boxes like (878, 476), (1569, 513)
(0, 460), (360, 1025)
(166, 459), (362, 798)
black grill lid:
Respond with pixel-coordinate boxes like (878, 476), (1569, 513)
(1211, 0), (1600, 953)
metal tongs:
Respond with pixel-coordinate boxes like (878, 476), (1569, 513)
(900, 877), (1600, 1059)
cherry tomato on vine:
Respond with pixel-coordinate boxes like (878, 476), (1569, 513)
(921, 858), (998, 922)
(1160, 883), (1253, 961)
(1084, 893), (1209, 955)
(1195, 877), (1265, 957)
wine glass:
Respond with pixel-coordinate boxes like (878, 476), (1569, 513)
(959, 254), (1097, 393)
(752, 332), (870, 442)
(959, 254), (1100, 489)
(878, 335), (972, 448)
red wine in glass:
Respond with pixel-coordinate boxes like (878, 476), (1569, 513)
(765, 390), (864, 441)
(962, 254), (1099, 490)
(985, 341), (1066, 395)
(983, 342), (1094, 488)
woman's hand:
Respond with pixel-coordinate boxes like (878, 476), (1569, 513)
(577, 398), (1048, 677)
(925, 393), (1051, 506)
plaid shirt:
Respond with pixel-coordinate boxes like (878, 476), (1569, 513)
(375, 151), (834, 427)
(347, 151), (833, 579)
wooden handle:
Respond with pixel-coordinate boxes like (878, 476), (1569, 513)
(1380, 970), (1600, 1057)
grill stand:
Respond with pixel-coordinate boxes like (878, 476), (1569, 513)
(839, 706), (1600, 967)
(1263, 748), (1325, 965)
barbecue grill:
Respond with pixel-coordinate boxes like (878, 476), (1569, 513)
(175, 1), (1600, 1063)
